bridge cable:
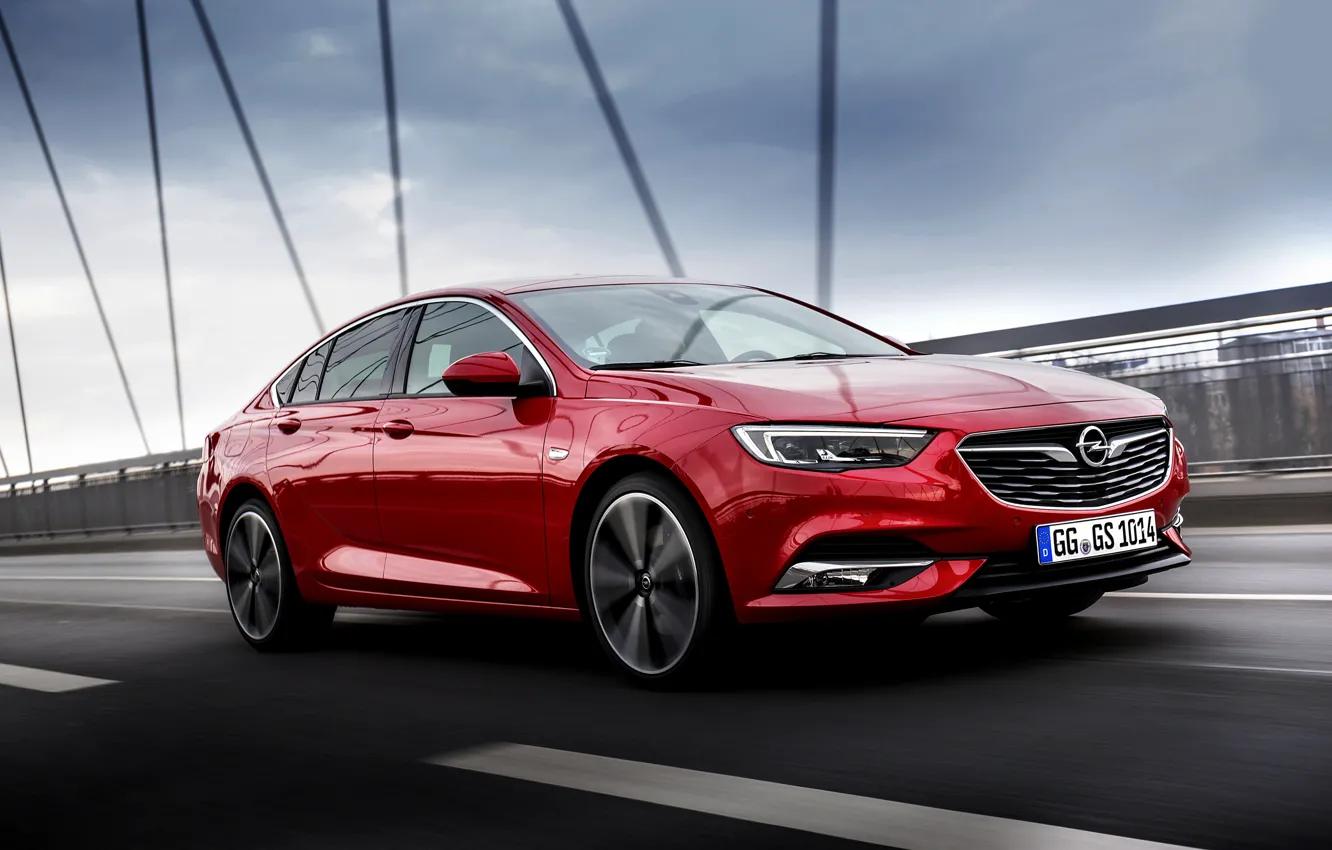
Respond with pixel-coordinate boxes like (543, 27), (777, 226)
(189, 0), (325, 334)
(0, 8), (151, 456)
(556, 0), (684, 278)
(815, 0), (838, 310)
(377, 0), (408, 298)
(136, 0), (187, 451)
(0, 231), (31, 474)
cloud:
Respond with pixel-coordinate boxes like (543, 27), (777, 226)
(1, 0), (1330, 469)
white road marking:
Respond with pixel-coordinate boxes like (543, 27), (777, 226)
(0, 597), (425, 623)
(1110, 592), (1332, 601)
(429, 743), (1196, 849)
(1070, 656), (1332, 679)
(0, 597), (224, 615)
(1177, 662), (1332, 678)
(1186, 524), (1332, 536)
(0, 661), (116, 693)
(0, 575), (217, 582)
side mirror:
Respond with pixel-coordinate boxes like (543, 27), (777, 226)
(442, 351), (523, 397)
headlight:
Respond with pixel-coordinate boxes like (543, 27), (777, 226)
(731, 424), (935, 471)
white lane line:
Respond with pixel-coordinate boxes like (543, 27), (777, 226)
(429, 743), (1196, 850)
(0, 597), (424, 622)
(1069, 656), (1332, 679)
(1186, 524), (1332, 536)
(1110, 592), (1332, 601)
(0, 597), (224, 615)
(0, 576), (217, 582)
(0, 661), (116, 693)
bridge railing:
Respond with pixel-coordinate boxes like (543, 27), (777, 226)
(3, 285), (1331, 544)
(0, 450), (201, 542)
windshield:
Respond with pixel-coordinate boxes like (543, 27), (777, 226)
(512, 283), (906, 369)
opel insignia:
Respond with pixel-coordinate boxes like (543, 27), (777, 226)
(198, 276), (1191, 682)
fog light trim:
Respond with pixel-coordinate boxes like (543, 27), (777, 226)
(774, 559), (936, 591)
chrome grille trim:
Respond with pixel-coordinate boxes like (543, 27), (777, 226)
(956, 418), (1174, 511)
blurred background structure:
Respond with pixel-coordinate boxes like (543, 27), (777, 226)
(0, 0), (1330, 540)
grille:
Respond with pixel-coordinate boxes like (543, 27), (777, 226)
(956, 417), (1172, 509)
(795, 532), (935, 563)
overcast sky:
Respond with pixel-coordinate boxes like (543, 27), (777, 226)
(0, 0), (1329, 471)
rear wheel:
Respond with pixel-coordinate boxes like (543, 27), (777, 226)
(224, 499), (335, 651)
(980, 588), (1104, 625)
(582, 472), (728, 685)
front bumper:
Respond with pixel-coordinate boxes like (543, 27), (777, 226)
(674, 400), (1192, 624)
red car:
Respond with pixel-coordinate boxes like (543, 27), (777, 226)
(198, 276), (1190, 682)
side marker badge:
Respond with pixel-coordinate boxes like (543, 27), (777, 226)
(548, 447), (570, 461)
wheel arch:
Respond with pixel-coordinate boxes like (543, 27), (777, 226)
(567, 452), (731, 616)
(217, 479), (272, 551)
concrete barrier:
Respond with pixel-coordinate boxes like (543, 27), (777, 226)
(0, 473), (1326, 557)
(1183, 473), (1332, 528)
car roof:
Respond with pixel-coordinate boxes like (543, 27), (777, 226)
(413, 274), (753, 297)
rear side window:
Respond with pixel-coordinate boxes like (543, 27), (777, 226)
(404, 301), (527, 395)
(318, 310), (407, 401)
(289, 342), (330, 405)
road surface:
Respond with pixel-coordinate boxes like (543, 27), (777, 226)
(1, 527), (1330, 849)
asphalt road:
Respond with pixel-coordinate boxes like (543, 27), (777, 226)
(1, 528), (1330, 849)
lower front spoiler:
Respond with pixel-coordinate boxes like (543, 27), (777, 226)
(934, 543), (1191, 613)
(738, 538), (1191, 623)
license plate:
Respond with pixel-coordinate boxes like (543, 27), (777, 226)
(1035, 510), (1158, 565)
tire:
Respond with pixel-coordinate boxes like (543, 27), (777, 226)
(980, 588), (1104, 626)
(581, 472), (729, 685)
(223, 498), (335, 651)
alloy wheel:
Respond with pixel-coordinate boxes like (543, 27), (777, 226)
(226, 510), (283, 641)
(589, 492), (700, 676)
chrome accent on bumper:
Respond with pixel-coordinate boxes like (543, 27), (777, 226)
(774, 559), (936, 591)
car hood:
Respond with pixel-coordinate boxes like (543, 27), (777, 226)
(601, 354), (1157, 422)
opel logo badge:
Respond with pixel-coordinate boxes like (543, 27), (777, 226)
(1076, 425), (1111, 467)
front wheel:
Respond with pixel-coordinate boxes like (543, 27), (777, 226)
(980, 588), (1104, 626)
(224, 499), (335, 651)
(582, 472), (728, 685)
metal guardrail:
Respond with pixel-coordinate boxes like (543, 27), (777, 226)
(0, 449), (1326, 545)
(0, 451), (202, 542)
(3, 282), (1331, 545)
(1188, 456), (1332, 478)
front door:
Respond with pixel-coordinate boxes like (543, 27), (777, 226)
(374, 299), (553, 604)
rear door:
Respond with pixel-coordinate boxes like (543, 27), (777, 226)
(266, 308), (411, 590)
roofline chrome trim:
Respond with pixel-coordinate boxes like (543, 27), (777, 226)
(269, 295), (558, 408)
(955, 425), (1176, 514)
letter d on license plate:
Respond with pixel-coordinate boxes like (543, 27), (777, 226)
(1035, 510), (1158, 565)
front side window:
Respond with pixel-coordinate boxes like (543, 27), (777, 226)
(513, 283), (904, 368)
(318, 310), (406, 401)
(404, 301), (527, 395)
(288, 342), (331, 404)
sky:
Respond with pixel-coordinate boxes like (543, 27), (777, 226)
(0, 0), (1329, 471)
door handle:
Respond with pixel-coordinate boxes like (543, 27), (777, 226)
(275, 417), (301, 434)
(381, 419), (414, 439)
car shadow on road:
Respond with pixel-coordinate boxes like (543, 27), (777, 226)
(324, 606), (1200, 692)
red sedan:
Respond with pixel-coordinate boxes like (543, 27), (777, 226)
(198, 276), (1190, 683)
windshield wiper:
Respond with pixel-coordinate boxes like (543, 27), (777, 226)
(758, 352), (892, 363)
(590, 359), (706, 370)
